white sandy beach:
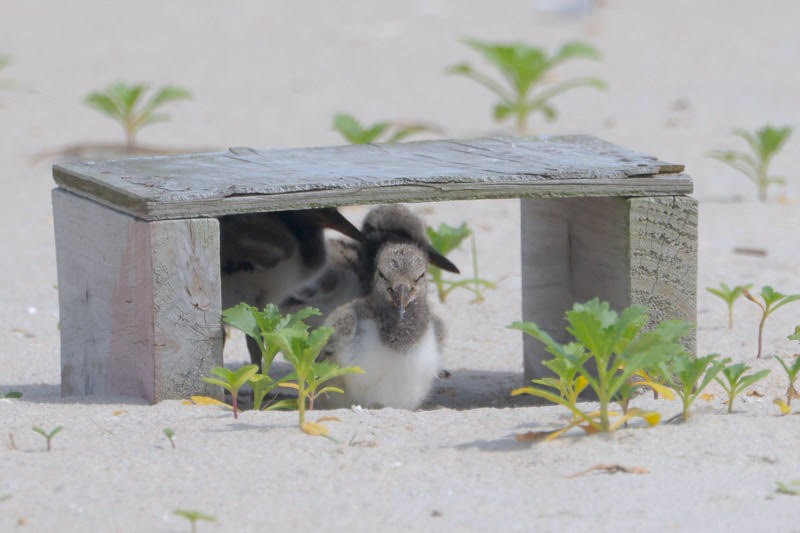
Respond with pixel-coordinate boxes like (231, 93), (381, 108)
(2, 1), (800, 531)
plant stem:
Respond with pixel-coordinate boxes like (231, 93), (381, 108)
(756, 312), (767, 358)
(232, 393), (239, 419)
(470, 234), (482, 303)
(515, 108), (527, 135)
(298, 383), (307, 427)
(125, 122), (136, 151)
(727, 303), (734, 330)
(597, 366), (610, 432)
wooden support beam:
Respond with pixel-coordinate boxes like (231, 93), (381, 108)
(53, 189), (223, 402)
(520, 196), (697, 382)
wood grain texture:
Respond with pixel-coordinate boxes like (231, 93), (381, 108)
(53, 135), (691, 220)
(151, 217), (224, 401)
(53, 189), (223, 402)
(519, 198), (573, 380)
(628, 196), (698, 352)
(520, 196), (697, 382)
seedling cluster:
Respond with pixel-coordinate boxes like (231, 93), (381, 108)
(205, 304), (362, 435)
(510, 299), (689, 439)
(511, 297), (784, 439)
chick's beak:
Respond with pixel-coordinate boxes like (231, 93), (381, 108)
(393, 284), (412, 321)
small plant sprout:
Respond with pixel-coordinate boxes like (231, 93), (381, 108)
(706, 283), (752, 329)
(776, 480), (800, 496)
(656, 352), (729, 422)
(707, 124), (793, 202)
(714, 362), (770, 414)
(163, 428), (176, 449)
(426, 222), (495, 304)
(84, 82), (191, 150)
(742, 286), (800, 358)
(773, 328), (800, 412)
(223, 303), (320, 371)
(32, 425), (63, 452)
(333, 113), (439, 144)
(202, 365), (259, 419)
(266, 324), (363, 435)
(510, 299), (690, 439)
(447, 39), (605, 134)
(173, 509), (216, 533)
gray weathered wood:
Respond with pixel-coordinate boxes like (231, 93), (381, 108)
(520, 196), (697, 382)
(53, 136), (690, 221)
(53, 189), (223, 402)
(51, 135), (696, 404)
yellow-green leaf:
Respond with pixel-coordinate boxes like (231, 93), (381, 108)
(302, 422), (330, 436)
(640, 380), (675, 401)
(641, 411), (662, 426)
(575, 375), (589, 396)
(190, 395), (231, 409)
(774, 398), (791, 415)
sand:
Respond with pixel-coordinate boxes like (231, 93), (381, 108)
(2, 1), (800, 531)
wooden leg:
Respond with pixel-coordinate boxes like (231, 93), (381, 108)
(520, 196), (697, 381)
(53, 189), (223, 403)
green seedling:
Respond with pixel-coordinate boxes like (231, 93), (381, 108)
(32, 425), (63, 452)
(4, 391), (22, 399)
(174, 509), (216, 533)
(426, 222), (495, 304)
(266, 324), (363, 434)
(84, 82), (191, 150)
(708, 124), (793, 202)
(333, 113), (439, 144)
(510, 299), (690, 438)
(223, 303), (323, 410)
(202, 365), (259, 419)
(163, 428), (176, 449)
(223, 303), (319, 371)
(706, 283), (752, 329)
(773, 355), (800, 413)
(714, 362), (770, 413)
(773, 328), (800, 410)
(656, 352), (729, 422)
(447, 39), (605, 134)
(743, 286), (800, 358)
(777, 480), (800, 496)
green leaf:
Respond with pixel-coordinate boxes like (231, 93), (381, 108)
(493, 102), (513, 121)
(736, 369), (771, 392)
(223, 302), (261, 340)
(84, 93), (123, 119)
(508, 321), (568, 360)
(333, 114), (388, 144)
(552, 41), (603, 64)
(264, 398), (299, 411)
(174, 509), (216, 523)
(144, 85), (191, 113)
(427, 222), (471, 256)
(565, 299), (616, 359)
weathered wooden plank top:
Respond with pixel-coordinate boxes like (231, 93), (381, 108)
(53, 135), (691, 220)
